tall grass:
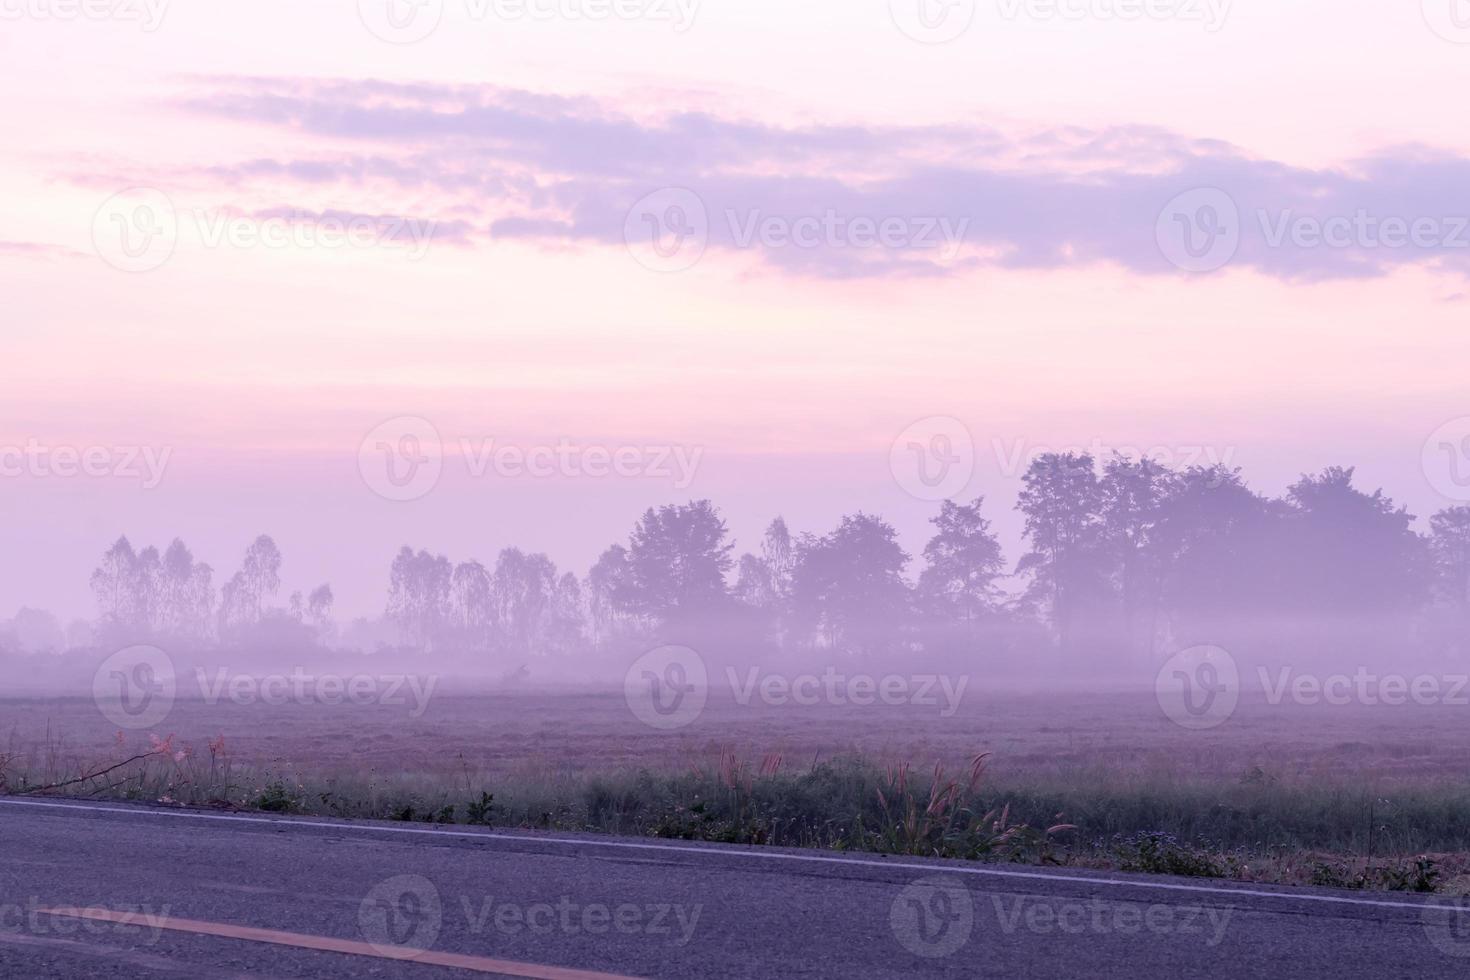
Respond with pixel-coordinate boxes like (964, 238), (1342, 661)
(6, 735), (1470, 891)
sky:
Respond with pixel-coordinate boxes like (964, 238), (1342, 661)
(2, 0), (1469, 621)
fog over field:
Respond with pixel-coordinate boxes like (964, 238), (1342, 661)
(7, 11), (1470, 967)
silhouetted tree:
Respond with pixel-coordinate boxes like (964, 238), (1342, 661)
(917, 497), (1004, 626)
(791, 513), (911, 655)
(1099, 457), (1178, 660)
(618, 500), (734, 621)
(1015, 453), (1109, 652)
(1428, 506), (1470, 604)
(386, 546), (452, 650)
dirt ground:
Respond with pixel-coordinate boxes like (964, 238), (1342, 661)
(5, 684), (1466, 790)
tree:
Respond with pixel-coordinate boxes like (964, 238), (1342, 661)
(761, 517), (796, 603)
(790, 513), (911, 654)
(1153, 465), (1278, 638)
(239, 535), (282, 621)
(619, 500), (734, 620)
(448, 561), (494, 650)
(733, 553), (774, 607)
(160, 538), (214, 640)
(917, 497), (1005, 625)
(492, 548), (557, 657)
(1098, 457), (1178, 660)
(90, 536), (139, 629)
(1014, 453), (1109, 651)
(307, 584), (335, 633)
(1430, 506), (1470, 607)
(386, 547), (452, 650)
(543, 572), (587, 656)
(587, 544), (633, 642)
(1279, 467), (1430, 615)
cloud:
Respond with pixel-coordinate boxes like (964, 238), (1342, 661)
(159, 77), (1470, 282)
(0, 241), (86, 260)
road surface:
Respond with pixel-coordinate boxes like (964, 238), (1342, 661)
(1, 797), (1468, 978)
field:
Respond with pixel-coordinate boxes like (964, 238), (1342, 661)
(6, 686), (1470, 892)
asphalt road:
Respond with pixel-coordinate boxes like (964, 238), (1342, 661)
(2, 797), (1469, 978)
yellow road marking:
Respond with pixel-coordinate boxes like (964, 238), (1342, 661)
(37, 907), (643, 980)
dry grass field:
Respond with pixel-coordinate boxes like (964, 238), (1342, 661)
(5, 685), (1467, 787)
(7, 686), (1470, 891)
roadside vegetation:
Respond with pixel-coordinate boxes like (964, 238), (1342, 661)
(7, 738), (1470, 895)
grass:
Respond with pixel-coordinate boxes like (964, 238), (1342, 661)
(6, 733), (1470, 894)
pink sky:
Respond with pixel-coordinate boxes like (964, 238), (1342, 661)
(2, 1), (1468, 619)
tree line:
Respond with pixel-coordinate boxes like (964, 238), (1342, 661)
(59, 455), (1470, 666)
